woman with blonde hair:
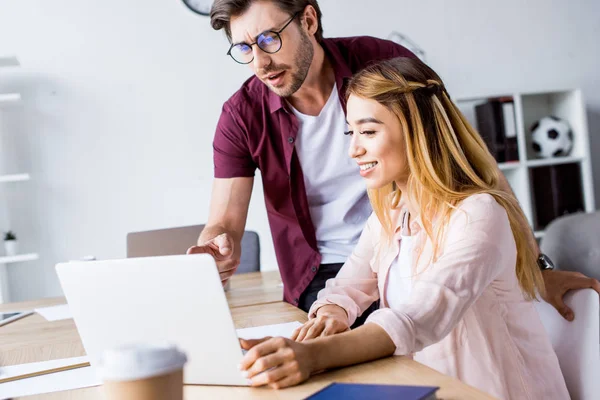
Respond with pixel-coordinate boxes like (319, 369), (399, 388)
(238, 57), (569, 399)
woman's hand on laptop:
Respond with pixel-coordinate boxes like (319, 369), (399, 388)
(292, 305), (350, 342)
(239, 337), (314, 389)
(186, 233), (240, 284)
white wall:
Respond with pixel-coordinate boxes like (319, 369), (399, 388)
(0, 0), (598, 302)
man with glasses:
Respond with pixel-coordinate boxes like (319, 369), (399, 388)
(188, 0), (600, 322)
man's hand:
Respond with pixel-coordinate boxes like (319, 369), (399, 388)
(291, 304), (350, 342)
(541, 269), (600, 321)
(239, 337), (315, 389)
(187, 233), (239, 284)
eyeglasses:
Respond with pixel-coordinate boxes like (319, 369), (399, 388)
(227, 12), (299, 64)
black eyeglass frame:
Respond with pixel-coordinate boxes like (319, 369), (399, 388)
(226, 12), (300, 64)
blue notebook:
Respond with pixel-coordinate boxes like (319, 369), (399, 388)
(305, 383), (439, 399)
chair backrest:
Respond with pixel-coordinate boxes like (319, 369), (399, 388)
(540, 211), (600, 280)
(535, 289), (600, 399)
(126, 225), (260, 274)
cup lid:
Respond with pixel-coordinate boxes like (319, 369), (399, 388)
(97, 343), (187, 382)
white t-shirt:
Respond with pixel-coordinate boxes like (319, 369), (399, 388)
(386, 236), (413, 309)
(291, 84), (371, 264)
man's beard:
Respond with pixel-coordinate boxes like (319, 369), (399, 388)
(268, 32), (314, 98)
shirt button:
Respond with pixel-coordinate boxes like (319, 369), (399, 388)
(288, 137), (295, 144)
(311, 266), (317, 273)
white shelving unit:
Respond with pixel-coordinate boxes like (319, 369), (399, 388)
(0, 173), (31, 183)
(0, 93), (22, 107)
(0, 55), (38, 303)
(0, 55), (19, 68)
(456, 89), (595, 239)
(0, 253), (39, 264)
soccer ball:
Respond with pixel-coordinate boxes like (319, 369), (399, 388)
(530, 116), (573, 158)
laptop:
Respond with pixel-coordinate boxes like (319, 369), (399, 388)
(56, 254), (249, 386)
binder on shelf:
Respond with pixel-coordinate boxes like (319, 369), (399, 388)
(475, 97), (519, 163)
(530, 162), (585, 230)
(500, 99), (519, 162)
(475, 100), (504, 162)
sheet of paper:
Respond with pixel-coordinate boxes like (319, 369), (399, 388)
(236, 321), (303, 340)
(0, 356), (101, 398)
(34, 304), (72, 321)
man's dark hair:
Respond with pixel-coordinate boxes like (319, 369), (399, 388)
(210, 0), (324, 42)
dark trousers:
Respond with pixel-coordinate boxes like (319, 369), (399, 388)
(297, 263), (379, 328)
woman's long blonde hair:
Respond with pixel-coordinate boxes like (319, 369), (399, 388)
(346, 57), (543, 300)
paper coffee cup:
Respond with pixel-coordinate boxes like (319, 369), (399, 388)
(98, 343), (187, 400)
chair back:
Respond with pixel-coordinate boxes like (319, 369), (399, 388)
(541, 212), (600, 280)
(126, 225), (260, 274)
(535, 289), (600, 399)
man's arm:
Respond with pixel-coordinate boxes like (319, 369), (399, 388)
(497, 168), (600, 320)
(188, 177), (253, 283)
(200, 177), (254, 245)
(496, 172), (539, 253)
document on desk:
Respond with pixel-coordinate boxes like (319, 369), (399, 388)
(0, 356), (101, 398)
(34, 304), (72, 321)
(236, 321), (303, 340)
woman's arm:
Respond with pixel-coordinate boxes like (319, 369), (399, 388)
(292, 214), (382, 341)
(239, 196), (507, 389)
(309, 323), (396, 370)
(307, 213), (381, 326)
(239, 323), (395, 388)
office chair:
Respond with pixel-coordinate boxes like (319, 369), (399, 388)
(541, 211), (600, 280)
(535, 289), (600, 399)
(126, 225), (260, 274)
(538, 212), (600, 398)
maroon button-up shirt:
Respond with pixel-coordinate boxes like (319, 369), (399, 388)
(213, 36), (415, 306)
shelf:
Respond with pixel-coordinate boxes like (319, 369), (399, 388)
(526, 156), (583, 168)
(498, 162), (521, 171)
(534, 231), (546, 239)
(0, 93), (21, 107)
(455, 94), (513, 103)
(0, 253), (39, 264)
(0, 174), (30, 183)
(0, 55), (19, 68)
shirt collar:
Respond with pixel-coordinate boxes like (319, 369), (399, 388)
(392, 197), (424, 239)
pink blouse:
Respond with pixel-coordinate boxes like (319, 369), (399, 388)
(309, 194), (569, 399)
